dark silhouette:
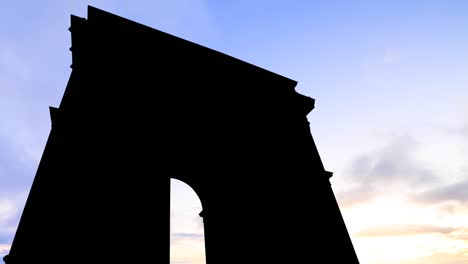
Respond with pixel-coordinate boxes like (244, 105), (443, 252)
(4, 6), (360, 264)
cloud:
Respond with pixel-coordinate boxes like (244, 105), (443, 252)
(356, 224), (456, 237)
(171, 232), (204, 246)
(170, 261), (191, 264)
(399, 252), (468, 264)
(338, 135), (440, 207)
(413, 179), (468, 205)
(447, 123), (468, 136)
(171, 233), (204, 239)
(350, 135), (437, 186)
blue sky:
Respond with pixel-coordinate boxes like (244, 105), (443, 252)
(2, 1), (468, 263)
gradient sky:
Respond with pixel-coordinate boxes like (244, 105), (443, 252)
(1, 1), (468, 263)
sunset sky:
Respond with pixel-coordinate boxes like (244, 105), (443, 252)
(2, 1), (468, 263)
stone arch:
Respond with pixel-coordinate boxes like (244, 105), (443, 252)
(3, 6), (360, 264)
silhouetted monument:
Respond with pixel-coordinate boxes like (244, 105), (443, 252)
(4, 6), (360, 264)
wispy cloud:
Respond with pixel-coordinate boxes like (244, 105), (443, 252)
(350, 135), (437, 186)
(171, 232), (204, 239)
(170, 261), (192, 264)
(413, 179), (468, 205)
(171, 232), (205, 247)
(399, 252), (468, 264)
(338, 135), (440, 207)
(356, 224), (456, 237)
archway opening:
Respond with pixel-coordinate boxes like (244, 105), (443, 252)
(170, 179), (206, 264)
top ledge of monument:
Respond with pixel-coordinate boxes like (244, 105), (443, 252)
(73, 5), (298, 89)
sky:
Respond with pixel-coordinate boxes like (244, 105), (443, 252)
(1, 0), (468, 263)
